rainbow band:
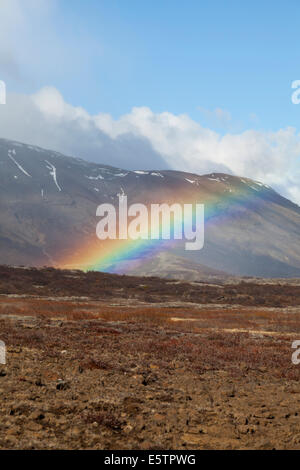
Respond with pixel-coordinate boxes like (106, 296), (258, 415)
(58, 183), (267, 273)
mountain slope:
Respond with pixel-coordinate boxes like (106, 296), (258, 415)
(0, 137), (300, 278)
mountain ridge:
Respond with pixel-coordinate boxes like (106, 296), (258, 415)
(0, 137), (300, 278)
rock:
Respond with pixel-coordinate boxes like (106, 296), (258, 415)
(56, 380), (70, 391)
(30, 411), (45, 421)
(182, 433), (202, 445)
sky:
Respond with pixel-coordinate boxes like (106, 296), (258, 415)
(1, 0), (300, 202)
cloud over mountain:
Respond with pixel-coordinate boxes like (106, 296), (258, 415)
(1, 85), (300, 203)
(0, 1), (299, 204)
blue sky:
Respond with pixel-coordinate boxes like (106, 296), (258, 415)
(4, 0), (300, 131)
(74, 0), (300, 132)
(1, 0), (300, 203)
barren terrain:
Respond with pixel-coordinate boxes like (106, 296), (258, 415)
(0, 266), (300, 449)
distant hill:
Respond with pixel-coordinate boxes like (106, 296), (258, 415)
(0, 137), (300, 278)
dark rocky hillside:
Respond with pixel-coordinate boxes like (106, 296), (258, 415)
(1, 138), (300, 277)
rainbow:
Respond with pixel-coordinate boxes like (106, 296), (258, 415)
(58, 203), (189, 272)
(58, 180), (268, 273)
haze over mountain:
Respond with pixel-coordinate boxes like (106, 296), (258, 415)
(1, 137), (300, 278)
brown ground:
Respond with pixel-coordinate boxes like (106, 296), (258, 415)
(1, 266), (300, 449)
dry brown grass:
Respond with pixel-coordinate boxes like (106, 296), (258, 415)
(1, 265), (300, 307)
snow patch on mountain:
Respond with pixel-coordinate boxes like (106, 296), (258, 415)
(45, 160), (62, 192)
(114, 172), (129, 177)
(185, 178), (196, 184)
(8, 150), (32, 177)
(86, 174), (104, 180)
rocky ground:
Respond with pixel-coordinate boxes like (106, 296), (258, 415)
(0, 267), (300, 449)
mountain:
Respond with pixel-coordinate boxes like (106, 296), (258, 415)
(1, 137), (300, 278)
(111, 251), (230, 281)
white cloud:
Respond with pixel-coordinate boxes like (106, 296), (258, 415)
(0, 0), (99, 90)
(93, 106), (300, 202)
(32, 86), (89, 119)
(0, 86), (300, 204)
(0, 0), (53, 79)
(0, 88), (168, 170)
